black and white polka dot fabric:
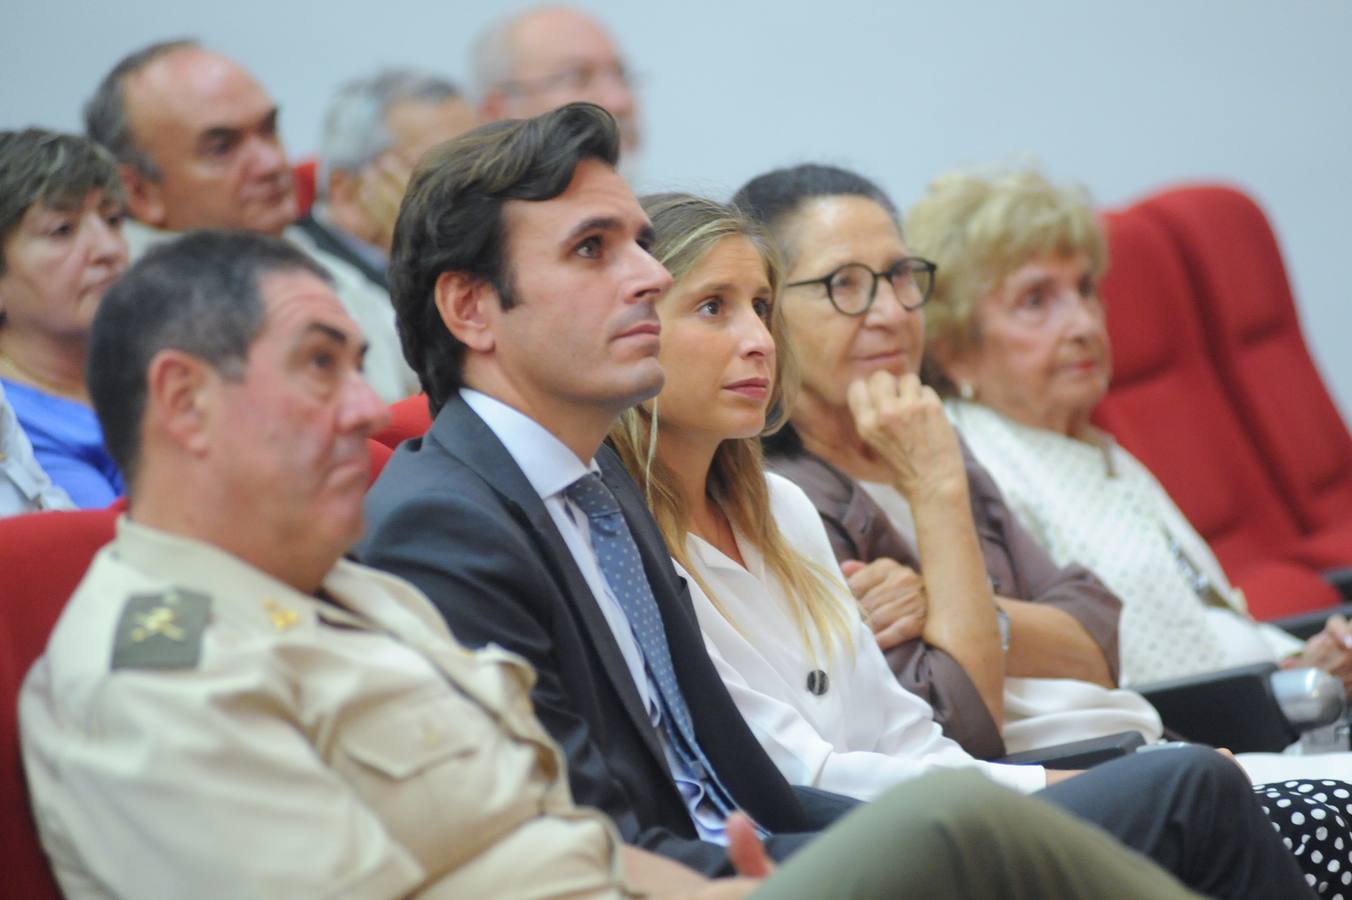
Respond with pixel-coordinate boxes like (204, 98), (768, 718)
(1256, 780), (1352, 898)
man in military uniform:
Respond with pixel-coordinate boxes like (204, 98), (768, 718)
(15, 230), (1268, 897)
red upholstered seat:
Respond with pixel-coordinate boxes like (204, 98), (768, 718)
(293, 158), (318, 217)
(367, 437), (393, 483)
(1283, 520), (1352, 572)
(1225, 559), (1342, 621)
(1140, 185), (1352, 536)
(0, 508), (118, 899)
(372, 394), (433, 450)
(1094, 208), (1339, 617)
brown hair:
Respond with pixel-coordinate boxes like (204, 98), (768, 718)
(0, 128), (125, 277)
(388, 101), (621, 414)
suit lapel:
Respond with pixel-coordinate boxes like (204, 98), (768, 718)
(428, 397), (666, 765)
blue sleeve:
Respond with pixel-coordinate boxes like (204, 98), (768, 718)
(33, 447), (121, 508)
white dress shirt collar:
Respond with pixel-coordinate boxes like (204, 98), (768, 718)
(460, 389), (599, 501)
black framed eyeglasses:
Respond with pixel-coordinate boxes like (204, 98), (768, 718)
(786, 258), (938, 316)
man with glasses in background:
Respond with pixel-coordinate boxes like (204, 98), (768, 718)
(472, 6), (642, 173)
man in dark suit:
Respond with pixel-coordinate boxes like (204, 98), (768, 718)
(359, 102), (845, 873)
(357, 102), (1311, 896)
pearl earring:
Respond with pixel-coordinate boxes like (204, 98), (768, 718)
(958, 381), (975, 400)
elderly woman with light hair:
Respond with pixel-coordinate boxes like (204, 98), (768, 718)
(0, 128), (128, 507)
(905, 164), (1352, 697)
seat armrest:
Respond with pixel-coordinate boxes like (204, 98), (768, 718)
(994, 731), (1146, 769)
(1269, 667), (1346, 729)
(1323, 569), (1352, 603)
(1275, 598), (1352, 639)
(1135, 662), (1299, 752)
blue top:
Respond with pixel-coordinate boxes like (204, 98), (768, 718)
(1, 378), (123, 508)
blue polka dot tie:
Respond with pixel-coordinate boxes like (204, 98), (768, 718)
(565, 472), (739, 818)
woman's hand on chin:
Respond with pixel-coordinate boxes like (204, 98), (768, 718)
(847, 370), (967, 506)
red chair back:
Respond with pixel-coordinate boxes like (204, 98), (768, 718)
(367, 437), (393, 484)
(373, 394), (433, 450)
(0, 508), (118, 899)
(1094, 208), (1334, 616)
(1141, 185), (1352, 533)
(293, 158), (318, 217)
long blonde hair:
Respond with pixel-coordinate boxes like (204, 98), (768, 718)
(611, 193), (854, 661)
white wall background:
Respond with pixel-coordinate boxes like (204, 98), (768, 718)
(4, 0), (1350, 417)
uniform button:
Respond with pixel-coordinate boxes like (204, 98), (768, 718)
(420, 723), (445, 749)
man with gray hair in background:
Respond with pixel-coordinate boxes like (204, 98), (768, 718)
(293, 68), (477, 292)
(84, 39), (418, 402)
(473, 6), (642, 172)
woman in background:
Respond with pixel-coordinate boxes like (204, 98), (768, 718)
(0, 129), (128, 507)
(904, 164), (1351, 697)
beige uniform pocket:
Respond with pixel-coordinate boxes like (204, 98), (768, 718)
(335, 687), (544, 878)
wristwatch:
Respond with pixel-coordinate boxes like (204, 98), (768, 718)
(995, 606), (1011, 653)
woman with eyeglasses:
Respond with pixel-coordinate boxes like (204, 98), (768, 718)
(609, 191), (1352, 896)
(734, 164), (1159, 761)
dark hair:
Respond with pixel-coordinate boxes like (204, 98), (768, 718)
(84, 38), (199, 180)
(88, 230), (330, 485)
(731, 163), (899, 267)
(0, 128), (125, 276)
(388, 101), (621, 415)
(734, 164), (900, 460)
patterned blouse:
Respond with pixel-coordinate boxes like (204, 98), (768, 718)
(946, 399), (1300, 685)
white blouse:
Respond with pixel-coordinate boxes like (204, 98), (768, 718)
(675, 473), (1047, 800)
(946, 399), (1302, 686)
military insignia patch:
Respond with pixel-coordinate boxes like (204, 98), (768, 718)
(111, 588), (212, 670)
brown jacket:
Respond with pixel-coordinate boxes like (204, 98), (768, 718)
(767, 435), (1121, 759)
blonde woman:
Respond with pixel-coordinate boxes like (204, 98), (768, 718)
(611, 191), (1059, 798)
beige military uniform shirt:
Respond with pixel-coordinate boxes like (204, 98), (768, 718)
(20, 517), (633, 899)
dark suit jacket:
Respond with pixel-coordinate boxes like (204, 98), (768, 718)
(357, 395), (853, 874)
(293, 212), (388, 290)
